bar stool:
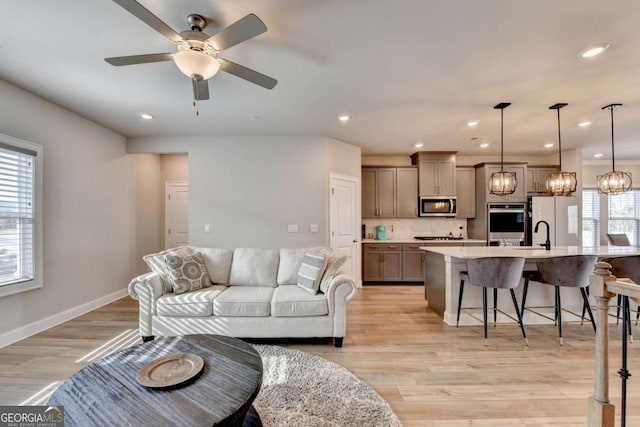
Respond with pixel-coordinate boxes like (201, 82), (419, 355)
(603, 255), (640, 340)
(457, 257), (527, 346)
(520, 255), (597, 345)
(605, 234), (638, 326)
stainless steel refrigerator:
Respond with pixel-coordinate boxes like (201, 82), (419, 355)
(527, 196), (580, 246)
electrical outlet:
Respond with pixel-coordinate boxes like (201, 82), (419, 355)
(204, 224), (210, 233)
(310, 224), (319, 233)
(287, 224), (299, 233)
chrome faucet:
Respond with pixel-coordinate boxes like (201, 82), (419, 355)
(534, 220), (551, 251)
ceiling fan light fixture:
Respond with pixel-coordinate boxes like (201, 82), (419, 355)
(488, 102), (517, 196)
(173, 50), (220, 80)
(597, 103), (632, 195)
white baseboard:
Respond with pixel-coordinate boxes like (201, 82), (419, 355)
(0, 288), (129, 349)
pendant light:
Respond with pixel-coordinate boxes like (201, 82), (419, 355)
(597, 104), (632, 194)
(488, 102), (517, 196)
(545, 103), (577, 195)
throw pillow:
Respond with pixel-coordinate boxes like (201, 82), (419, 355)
(296, 253), (328, 295)
(165, 252), (211, 295)
(319, 255), (347, 294)
(143, 246), (195, 293)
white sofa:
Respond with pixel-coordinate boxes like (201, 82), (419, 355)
(128, 246), (358, 347)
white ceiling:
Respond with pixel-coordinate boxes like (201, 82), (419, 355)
(1, 0), (640, 159)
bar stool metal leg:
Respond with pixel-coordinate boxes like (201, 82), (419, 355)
(510, 289), (528, 345)
(493, 288), (498, 328)
(556, 286), (563, 345)
(520, 279), (529, 316)
(580, 287), (597, 333)
(456, 279), (465, 327)
(483, 286), (488, 346)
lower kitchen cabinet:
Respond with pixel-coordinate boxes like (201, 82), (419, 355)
(401, 244), (425, 282)
(363, 243), (403, 282)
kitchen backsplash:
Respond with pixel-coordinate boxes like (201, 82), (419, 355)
(362, 218), (468, 240)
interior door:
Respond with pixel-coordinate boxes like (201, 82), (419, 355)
(330, 174), (360, 285)
(165, 183), (189, 249)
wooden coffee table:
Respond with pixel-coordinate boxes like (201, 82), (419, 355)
(47, 334), (263, 427)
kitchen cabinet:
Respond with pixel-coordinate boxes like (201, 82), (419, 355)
(362, 168), (397, 218)
(411, 152), (456, 196)
(477, 163), (527, 202)
(396, 168), (418, 217)
(402, 243), (425, 281)
(526, 166), (558, 193)
(455, 166), (476, 218)
(363, 243), (402, 281)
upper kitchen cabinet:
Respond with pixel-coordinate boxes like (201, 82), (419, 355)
(455, 166), (476, 218)
(526, 166), (559, 193)
(475, 162), (527, 202)
(362, 167), (396, 218)
(396, 168), (418, 217)
(362, 167), (418, 218)
(410, 152), (456, 196)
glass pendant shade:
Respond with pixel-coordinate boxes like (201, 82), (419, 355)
(597, 104), (632, 195)
(173, 50), (221, 80)
(596, 170), (632, 195)
(545, 171), (577, 195)
(488, 102), (517, 196)
(545, 103), (577, 196)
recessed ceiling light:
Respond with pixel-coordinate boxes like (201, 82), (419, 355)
(593, 153), (604, 158)
(415, 143), (424, 148)
(479, 143), (489, 148)
(544, 143), (554, 148)
(578, 121), (592, 128)
(139, 113), (154, 120)
(467, 121), (479, 127)
(337, 115), (350, 122)
(581, 43), (610, 58)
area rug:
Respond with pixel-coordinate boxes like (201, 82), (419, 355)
(251, 345), (402, 427)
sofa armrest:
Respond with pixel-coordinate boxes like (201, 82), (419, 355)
(128, 272), (164, 337)
(325, 272), (357, 340)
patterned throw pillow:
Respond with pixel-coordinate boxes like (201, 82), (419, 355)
(319, 255), (347, 294)
(143, 246), (195, 293)
(165, 252), (211, 295)
(296, 253), (328, 295)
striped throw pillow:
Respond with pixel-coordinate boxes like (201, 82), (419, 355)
(296, 253), (328, 295)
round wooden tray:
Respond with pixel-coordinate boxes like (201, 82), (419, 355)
(136, 352), (205, 390)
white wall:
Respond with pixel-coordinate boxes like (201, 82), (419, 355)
(0, 79), (145, 341)
(128, 136), (360, 249)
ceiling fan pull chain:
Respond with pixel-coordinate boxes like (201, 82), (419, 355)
(192, 76), (200, 116)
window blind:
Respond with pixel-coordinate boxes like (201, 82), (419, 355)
(608, 190), (640, 246)
(582, 189), (600, 247)
(0, 145), (35, 286)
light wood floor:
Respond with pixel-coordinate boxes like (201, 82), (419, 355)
(1, 285), (639, 426)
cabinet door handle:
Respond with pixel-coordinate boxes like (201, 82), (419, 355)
(387, 245), (398, 249)
(369, 245), (379, 249)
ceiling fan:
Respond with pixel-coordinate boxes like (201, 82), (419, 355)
(105, 0), (277, 106)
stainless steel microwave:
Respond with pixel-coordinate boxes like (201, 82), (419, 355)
(419, 196), (457, 217)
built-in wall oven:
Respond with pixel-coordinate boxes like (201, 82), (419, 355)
(487, 203), (526, 246)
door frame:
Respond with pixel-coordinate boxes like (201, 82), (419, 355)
(164, 181), (189, 249)
(329, 173), (361, 287)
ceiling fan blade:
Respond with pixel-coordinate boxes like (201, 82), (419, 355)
(192, 78), (210, 100)
(105, 53), (174, 66)
(220, 59), (277, 89)
(112, 0), (183, 44)
(207, 14), (267, 51)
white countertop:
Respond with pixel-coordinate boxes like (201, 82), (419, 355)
(421, 245), (640, 259)
(363, 238), (486, 244)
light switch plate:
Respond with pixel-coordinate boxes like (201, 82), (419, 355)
(310, 224), (319, 233)
(287, 224), (299, 233)
(204, 224), (210, 233)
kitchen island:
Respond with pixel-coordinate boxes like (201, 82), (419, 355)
(421, 245), (640, 326)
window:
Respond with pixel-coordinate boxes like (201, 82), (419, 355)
(582, 188), (600, 247)
(608, 190), (640, 246)
(0, 133), (42, 297)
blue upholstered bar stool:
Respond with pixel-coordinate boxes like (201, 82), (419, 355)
(603, 255), (640, 340)
(520, 255), (597, 345)
(457, 257), (527, 346)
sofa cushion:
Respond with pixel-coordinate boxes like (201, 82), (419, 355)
(143, 246), (195, 293)
(319, 254), (347, 293)
(213, 286), (274, 317)
(271, 285), (329, 317)
(165, 252), (211, 295)
(192, 247), (234, 285)
(156, 286), (227, 317)
(228, 248), (279, 287)
(297, 253), (328, 295)
(277, 247), (332, 285)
